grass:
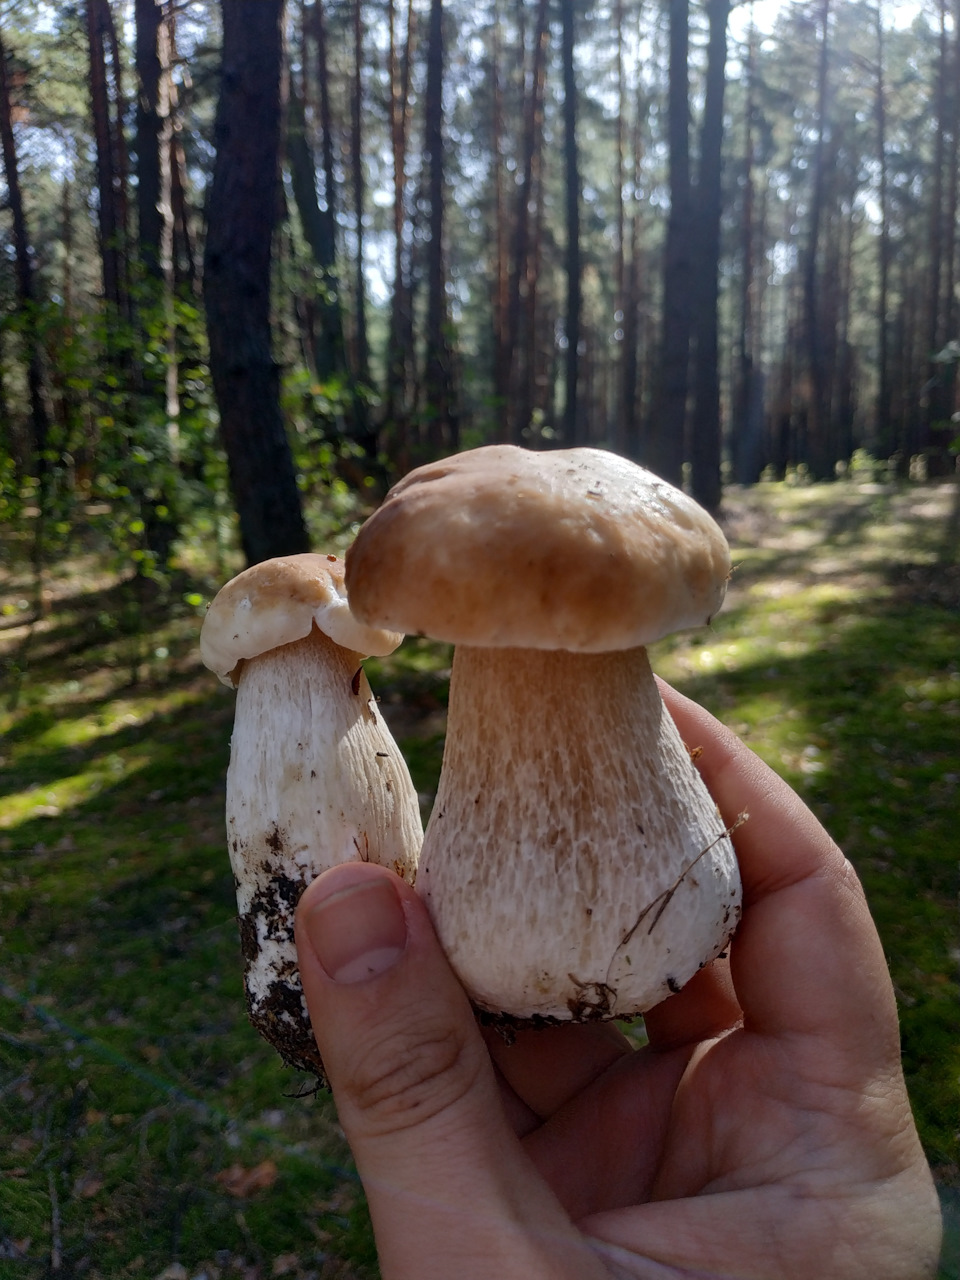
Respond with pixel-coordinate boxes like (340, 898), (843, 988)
(1, 477), (958, 1278)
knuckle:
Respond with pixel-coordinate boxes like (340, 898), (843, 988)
(341, 1019), (483, 1136)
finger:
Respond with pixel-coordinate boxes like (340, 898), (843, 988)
(522, 1043), (693, 1220)
(657, 678), (842, 900)
(642, 956), (741, 1052)
(491, 1060), (540, 1137)
(656, 680), (900, 1064)
(295, 863), (607, 1280)
(483, 1019), (633, 1120)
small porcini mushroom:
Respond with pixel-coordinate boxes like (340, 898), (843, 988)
(345, 446), (741, 1023)
(200, 553), (422, 1075)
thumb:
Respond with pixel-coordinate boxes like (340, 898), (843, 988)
(294, 862), (605, 1280)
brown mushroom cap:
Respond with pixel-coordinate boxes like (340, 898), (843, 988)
(200, 553), (404, 687)
(345, 446), (731, 653)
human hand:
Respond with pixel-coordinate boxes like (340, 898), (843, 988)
(294, 682), (942, 1279)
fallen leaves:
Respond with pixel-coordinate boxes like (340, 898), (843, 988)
(214, 1160), (278, 1199)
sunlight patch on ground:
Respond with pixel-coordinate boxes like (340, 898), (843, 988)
(0, 754), (153, 829)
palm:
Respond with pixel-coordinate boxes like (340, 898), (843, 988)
(484, 683), (939, 1278)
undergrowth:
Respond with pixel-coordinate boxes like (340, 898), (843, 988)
(1, 478), (957, 1278)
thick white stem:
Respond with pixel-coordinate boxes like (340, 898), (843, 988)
(227, 626), (422, 1074)
(417, 645), (740, 1021)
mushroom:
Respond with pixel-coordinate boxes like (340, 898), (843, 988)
(200, 553), (422, 1075)
(345, 446), (741, 1024)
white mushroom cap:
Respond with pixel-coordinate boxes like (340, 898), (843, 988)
(345, 446), (730, 652)
(201, 553), (404, 687)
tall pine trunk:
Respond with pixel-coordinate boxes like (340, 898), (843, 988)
(422, 0), (457, 454)
(286, 72), (345, 380)
(803, 0), (832, 478)
(351, 0), (370, 387)
(384, 0), (416, 461)
(0, 29), (50, 511)
(560, 0), (581, 447)
(504, 0), (549, 444)
(689, 0), (730, 513)
(649, 0), (691, 485)
(87, 0), (129, 318)
(308, 0), (346, 381)
(874, 0), (892, 456)
(733, 22), (764, 484)
(204, 0), (308, 565)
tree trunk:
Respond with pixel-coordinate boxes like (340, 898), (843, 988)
(504, 0), (549, 444)
(204, 0), (309, 565)
(351, 0), (370, 386)
(613, 0), (625, 450)
(733, 21), (761, 484)
(286, 73), (344, 379)
(923, 0), (948, 459)
(384, 0), (416, 460)
(874, 0), (892, 457)
(0, 28), (49, 487)
(86, 0), (128, 316)
(304, 0), (346, 383)
(134, 0), (181, 557)
(170, 114), (198, 291)
(938, 0), (960, 447)
(422, 0), (457, 454)
(560, 0), (581, 447)
(491, 0), (509, 438)
(649, 0), (691, 485)
(135, 0), (167, 283)
(689, 0), (730, 514)
(621, 45), (647, 465)
(803, 0), (832, 478)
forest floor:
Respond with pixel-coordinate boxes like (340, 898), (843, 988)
(0, 477), (958, 1279)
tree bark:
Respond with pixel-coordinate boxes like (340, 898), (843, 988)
(135, 0), (167, 283)
(733, 21), (761, 484)
(649, 0), (691, 485)
(422, 0), (457, 454)
(622, 30), (647, 465)
(874, 0), (891, 456)
(351, 0), (370, 386)
(689, 0), (730, 514)
(922, 0), (948, 458)
(491, 0), (509, 437)
(86, 0), (128, 316)
(384, 0), (416, 459)
(504, 0), (549, 444)
(286, 72), (344, 379)
(560, 0), (581, 447)
(204, 0), (309, 565)
(0, 28), (49, 485)
(803, 0), (832, 478)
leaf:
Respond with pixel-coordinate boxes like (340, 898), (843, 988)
(214, 1160), (278, 1198)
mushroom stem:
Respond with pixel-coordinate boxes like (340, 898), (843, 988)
(227, 625), (422, 1075)
(416, 644), (739, 1021)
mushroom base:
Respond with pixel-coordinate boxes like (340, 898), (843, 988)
(417, 644), (741, 1021)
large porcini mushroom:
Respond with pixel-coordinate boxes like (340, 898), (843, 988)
(200, 553), (422, 1074)
(345, 446), (741, 1023)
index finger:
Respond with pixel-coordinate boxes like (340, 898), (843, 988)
(656, 680), (900, 1063)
